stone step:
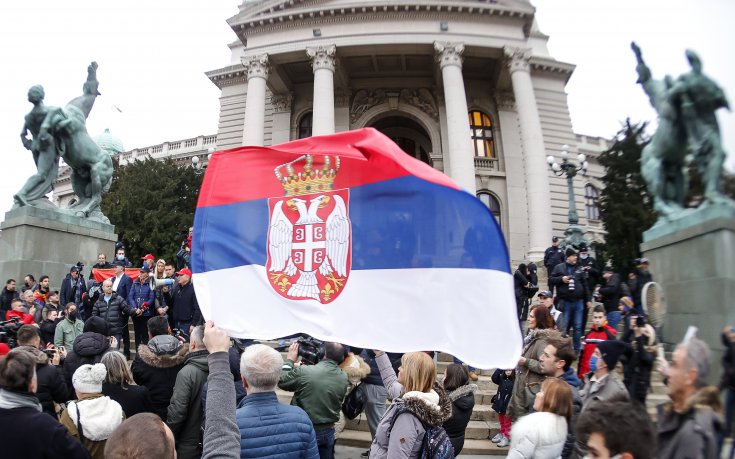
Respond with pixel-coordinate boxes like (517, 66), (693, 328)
(344, 416), (498, 441)
(336, 430), (509, 456)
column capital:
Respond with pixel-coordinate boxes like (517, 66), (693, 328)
(434, 41), (464, 69)
(494, 91), (516, 111)
(503, 47), (531, 74)
(241, 54), (270, 80)
(270, 93), (293, 114)
(306, 45), (337, 72)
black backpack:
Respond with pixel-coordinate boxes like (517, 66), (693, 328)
(388, 405), (455, 459)
(341, 382), (367, 420)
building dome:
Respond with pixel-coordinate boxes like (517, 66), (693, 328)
(94, 128), (124, 156)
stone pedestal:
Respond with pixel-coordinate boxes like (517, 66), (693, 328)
(641, 205), (735, 385)
(0, 207), (117, 290)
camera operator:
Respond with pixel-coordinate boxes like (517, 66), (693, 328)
(60, 265), (87, 320)
(278, 340), (348, 459)
(15, 324), (70, 417)
(550, 247), (592, 353)
(0, 347), (89, 458)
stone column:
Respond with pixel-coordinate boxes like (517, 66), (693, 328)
(270, 93), (293, 145)
(307, 45), (336, 136)
(504, 47), (552, 261)
(434, 42), (476, 194)
(241, 54), (270, 146)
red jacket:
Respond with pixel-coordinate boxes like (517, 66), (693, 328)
(5, 309), (36, 325)
(578, 323), (616, 377)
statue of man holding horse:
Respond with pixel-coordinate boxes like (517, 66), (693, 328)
(16, 62), (113, 223)
(632, 42), (732, 223)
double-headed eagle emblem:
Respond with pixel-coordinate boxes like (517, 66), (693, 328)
(266, 155), (351, 303)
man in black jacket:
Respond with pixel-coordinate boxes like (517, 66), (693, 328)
(598, 267), (622, 329)
(91, 279), (130, 351)
(131, 316), (188, 420)
(16, 325), (70, 417)
(0, 278), (19, 318)
(170, 268), (202, 336)
(543, 236), (565, 290)
(60, 266), (87, 320)
(550, 247), (591, 353)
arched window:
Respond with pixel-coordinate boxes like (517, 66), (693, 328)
(477, 191), (501, 225)
(585, 183), (600, 220)
(468, 110), (495, 158)
(298, 112), (313, 139)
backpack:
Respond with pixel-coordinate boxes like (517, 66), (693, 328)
(388, 404), (455, 459)
(341, 382), (367, 420)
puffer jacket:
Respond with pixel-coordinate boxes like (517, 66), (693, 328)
(131, 335), (188, 420)
(507, 328), (560, 421)
(369, 352), (453, 459)
(443, 384), (477, 455)
(167, 349), (209, 459)
(656, 386), (723, 459)
(235, 392), (319, 458)
(16, 345), (69, 417)
(91, 293), (129, 337)
(507, 411), (568, 459)
(127, 278), (156, 317)
(62, 332), (111, 391)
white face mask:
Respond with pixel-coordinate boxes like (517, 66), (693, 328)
(580, 254), (588, 260)
(116, 255), (124, 261)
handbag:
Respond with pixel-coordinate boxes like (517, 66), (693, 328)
(341, 382), (367, 420)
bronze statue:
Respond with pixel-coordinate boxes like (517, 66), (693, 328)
(632, 42), (732, 223)
(16, 62), (113, 223)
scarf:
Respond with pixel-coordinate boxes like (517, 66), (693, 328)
(523, 328), (538, 350)
(0, 389), (42, 411)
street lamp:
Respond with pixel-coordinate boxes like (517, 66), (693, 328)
(191, 147), (215, 176)
(547, 144), (589, 249)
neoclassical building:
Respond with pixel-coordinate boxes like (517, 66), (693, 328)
(204, 0), (609, 263)
(54, 0), (610, 264)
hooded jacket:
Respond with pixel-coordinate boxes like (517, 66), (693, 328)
(92, 292), (129, 336)
(507, 411), (568, 459)
(443, 384), (477, 455)
(369, 352), (453, 459)
(0, 389), (90, 459)
(508, 328), (560, 421)
(578, 323), (616, 377)
(16, 345), (69, 417)
(167, 349), (210, 459)
(491, 369), (515, 414)
(60, 393), (125, 459)
(656, 386), (723, 459)
(131, 334), (188, 419)
(62, 320), (111, 392)
(54, 314), (85, 348)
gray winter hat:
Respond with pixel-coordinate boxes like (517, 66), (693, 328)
(72, 363), (107, 393)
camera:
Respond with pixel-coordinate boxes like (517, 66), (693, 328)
(75, 261), (85, 271)
(42, 348), (57, 357)
(172, 328), (185, 339)
(297, 336), (325, 365)
(0, 317), (23, 348)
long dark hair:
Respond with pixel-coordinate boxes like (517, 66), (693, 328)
(443, 363), (470, 391)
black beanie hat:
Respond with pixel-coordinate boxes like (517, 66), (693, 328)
(596, 340), (629, 369)
(565, 247), (577, 258)
(83, 316), (109, 336)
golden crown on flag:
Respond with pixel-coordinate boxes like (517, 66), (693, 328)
(274, 154), (340, 196)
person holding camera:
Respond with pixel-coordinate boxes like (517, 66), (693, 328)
(279, 341), (349, 459)
(0, 347), (90, 458)
(550, 247), (592, 353)
(620, 315), (657, 404)
(16, 324), (70, 418)
(60, 265), (88, 320)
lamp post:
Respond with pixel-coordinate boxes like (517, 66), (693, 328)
(191, 147), (215, 176)
(547, 144), (589, 249)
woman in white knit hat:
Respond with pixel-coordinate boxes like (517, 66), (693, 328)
(60, 363), (125, 459)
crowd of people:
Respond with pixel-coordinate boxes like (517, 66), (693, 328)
(0, 235), (732, 459)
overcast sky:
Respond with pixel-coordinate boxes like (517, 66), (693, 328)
(0, 0), (733, 216)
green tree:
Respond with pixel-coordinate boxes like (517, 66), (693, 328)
(101, 157), (202, 263)
(597, 120), (657, 274)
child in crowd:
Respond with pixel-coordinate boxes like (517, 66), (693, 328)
(578, 305), (616, 378)
(491, 368), (515, 448)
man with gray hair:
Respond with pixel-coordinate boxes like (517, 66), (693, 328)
(167, 325), (209, 459)
(231, 343), (318, 457)
(657, 337), (723, 458)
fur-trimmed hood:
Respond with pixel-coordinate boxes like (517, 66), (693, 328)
(16, 345), (49, 365)
(339, 353), (370, 383)
(662, 385), (723, 416)
(448, 384), (478, 402)
(399, 384), (453, 427)
(137, 337), (189, 369)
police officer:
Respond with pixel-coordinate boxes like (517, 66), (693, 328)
(543, 236), (565, 290)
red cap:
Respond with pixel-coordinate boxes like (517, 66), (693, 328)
(141, 254), (155, 261)
(176, 268), (192, 277)
(0, 343), (10, 356)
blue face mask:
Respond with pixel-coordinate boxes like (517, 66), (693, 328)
(589, 355), (599, 372)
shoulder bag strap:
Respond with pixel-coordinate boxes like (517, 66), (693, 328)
(74, 402), (86, 442)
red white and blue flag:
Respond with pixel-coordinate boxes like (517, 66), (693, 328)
(192, 128), (520, 368)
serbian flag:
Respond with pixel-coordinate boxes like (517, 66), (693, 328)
(192, 128), (520, 368)
(91, 268), (141, 282)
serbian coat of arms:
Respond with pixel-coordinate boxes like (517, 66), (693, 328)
(266, 155), (351, 303)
